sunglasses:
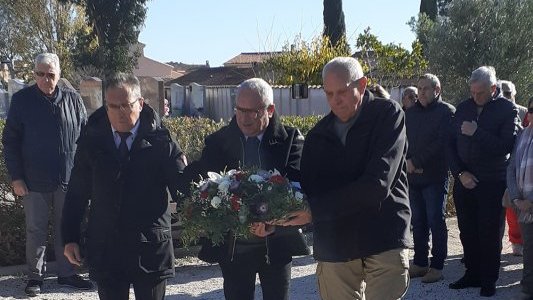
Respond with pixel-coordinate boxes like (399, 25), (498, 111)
(528, 107), (533, 114)
(35, 71), (57, 80)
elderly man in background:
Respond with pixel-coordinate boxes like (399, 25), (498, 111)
(2, 53), (91, 296)
(500, 80), (527, 121)
(406, 73), (455, 283)
(300, 57), (411, 300)
(402, 86), (418, 110)
(448, 66), (519, 297)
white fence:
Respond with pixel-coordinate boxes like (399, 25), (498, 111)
(169, 84), (333, 121)
(168, 83), (406, 121)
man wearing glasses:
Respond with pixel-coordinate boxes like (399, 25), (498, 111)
(2, 53), (92, 296)
(61, 73), (186, 300)
(180, 78), (309, 300)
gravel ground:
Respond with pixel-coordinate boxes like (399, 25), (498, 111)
(0, 217), (524, 299)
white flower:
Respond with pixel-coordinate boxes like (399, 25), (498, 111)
(199, 181), (210, 192)
(295, 191), (304, 201)
(218, 180), (230, 194)
(249, 174), (265, 183)
(271, 169), (281, 176)
(211, 196), (222, 208)
(207, 171), (223, 183)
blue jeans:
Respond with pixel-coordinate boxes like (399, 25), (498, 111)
(409, 181), (448, 270)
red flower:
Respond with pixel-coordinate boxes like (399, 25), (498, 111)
(230, 195), (241, 211)
(235, 172), (245, 181)
(269, 175), (286, 184)
(200, 191), (209, 199)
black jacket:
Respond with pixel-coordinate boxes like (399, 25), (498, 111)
(406, 96), (455, 185)
(2, 84), (87, 192)
(300, 91), (411, 262)
(448, 89), (519, 181)
(61, 105), (185, 281)
(181, 112), (309, 263)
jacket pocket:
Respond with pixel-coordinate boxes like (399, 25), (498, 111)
(138, 227), (174, 273)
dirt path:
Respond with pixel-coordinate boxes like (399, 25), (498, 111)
(0, 218), (524, 299)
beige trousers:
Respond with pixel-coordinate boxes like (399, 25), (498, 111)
(316, 248), (409, 300)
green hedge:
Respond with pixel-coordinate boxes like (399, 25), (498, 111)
(0, 115), (458, 266)
(0, 115), (323, 266)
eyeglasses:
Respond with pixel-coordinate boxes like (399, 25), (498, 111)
(528, 107), (533, 114)
(34, 71), (56, 80)
(105, 98), (140, 113)
(234, 105), (267, 119)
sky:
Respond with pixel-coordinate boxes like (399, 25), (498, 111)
(138, 0), (420, 67)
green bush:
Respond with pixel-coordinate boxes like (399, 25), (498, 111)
(163, 117), (225, 162)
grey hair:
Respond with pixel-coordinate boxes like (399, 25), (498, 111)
(105, 73), (142, 100)
(499, 80), (516, 97)
(402, 86), (418, 98)
(419, 73), (441, 88)
(237, 78), (273, 106)
(469, 66), (497, 87)
(35, 53), (60, 72)
(322, 57), (364, 83)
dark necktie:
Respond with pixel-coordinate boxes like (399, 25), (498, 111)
(244, 137), (260, 167)
(117, 131), (132, 162)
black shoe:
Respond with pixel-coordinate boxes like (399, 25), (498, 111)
(449, 276), (481, 289)
(25, 280), (42, 297)
(58, 274), (93, 290)
(480, 284), (496, 297)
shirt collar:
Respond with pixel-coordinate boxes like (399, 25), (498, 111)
(245, 132), (264, 141)
(111, 118), (141, 139)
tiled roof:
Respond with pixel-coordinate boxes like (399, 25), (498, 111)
(165, 66), (257, 86)
(223, 52), (283, 66)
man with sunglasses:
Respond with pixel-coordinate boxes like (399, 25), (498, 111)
(179, 78), (309, 300)
(61, 73), (186, 300)
(2, 53), (91, 296)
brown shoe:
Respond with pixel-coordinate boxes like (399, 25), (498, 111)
(409, 264), (428, 278)
(421, 268), (443, 283)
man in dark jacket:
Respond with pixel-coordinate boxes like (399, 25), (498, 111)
(300, 57), (411, 299)
(448, 66), (519, 297)
(2, 53), (91, 296)
(61, 73), (186, 300)
(180, 78), (309, 300)
(406, 73), (455, 283)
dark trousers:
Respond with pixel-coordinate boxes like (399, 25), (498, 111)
(454, 180), (506, 285)
(218, 246), (292, 300)
(96, 276), (166, 300)
(409, 180), (449, 270)
(520, 222), (533, 297)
